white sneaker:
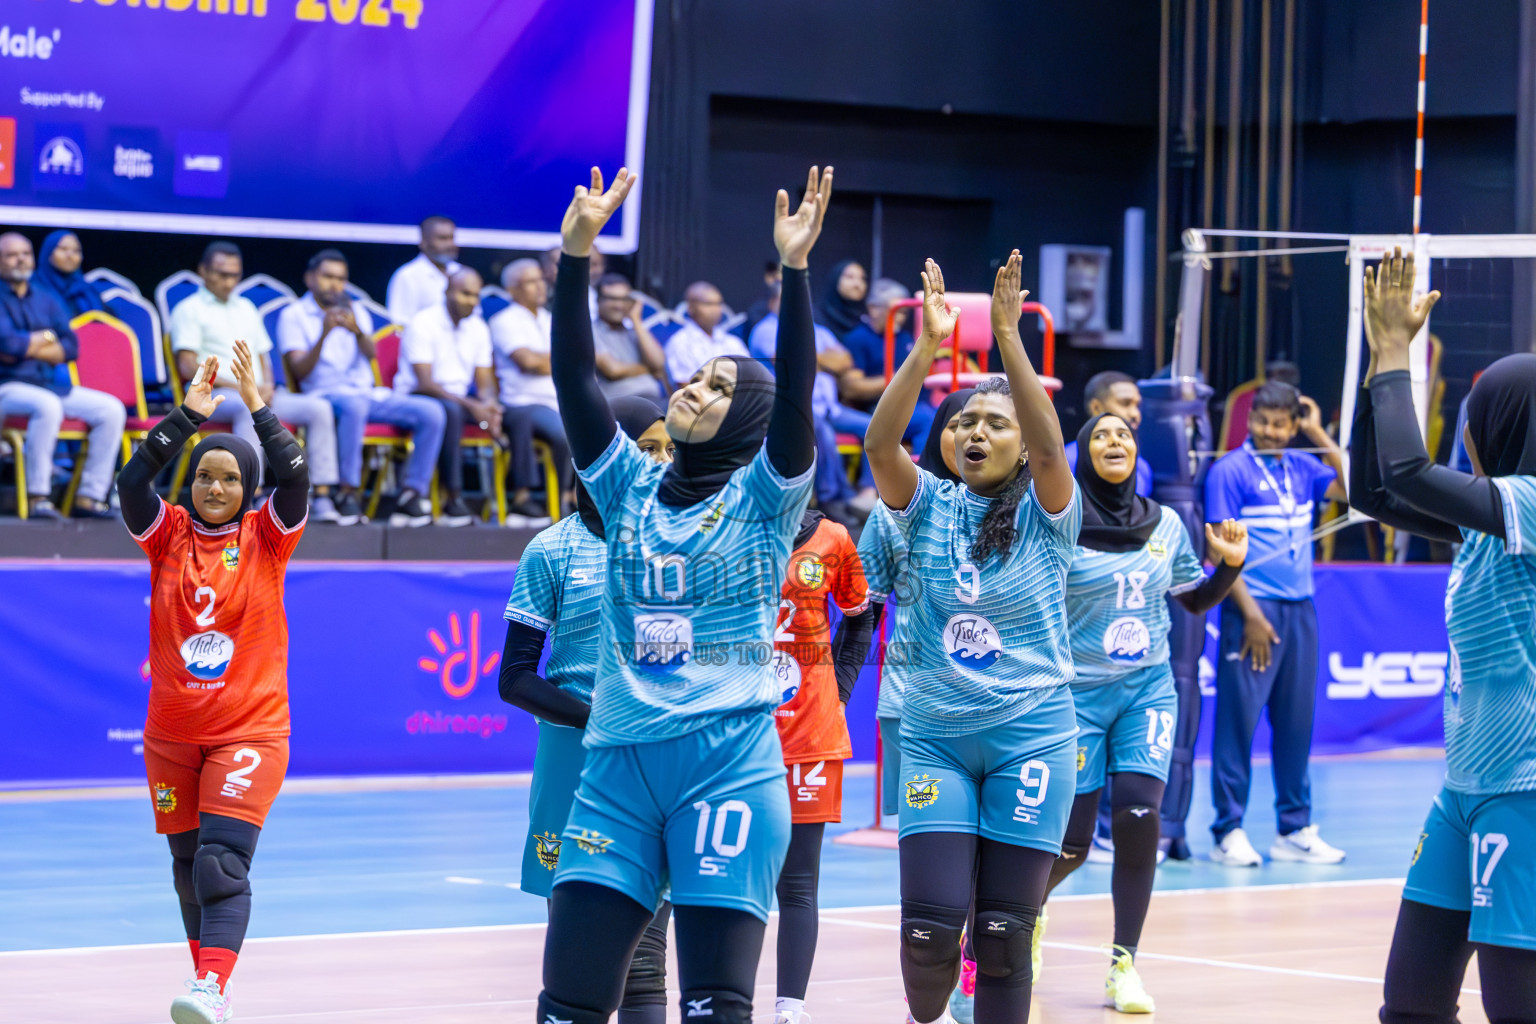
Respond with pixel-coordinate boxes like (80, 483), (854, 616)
(1270, 824), (1346, 864)
(1210, 827), (1263, 866)
(773, 1011), (811, 1024)
(1086, 832), (1115, 864)
(906, 1011), (956, 1024)
(310, 494), (342, 524)
(1104, 947), (1155, 1013)
(170, 976), (233, 1024)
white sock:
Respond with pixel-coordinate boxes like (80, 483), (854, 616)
(776, 997), (806, 1018)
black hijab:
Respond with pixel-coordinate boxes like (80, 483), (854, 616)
(578, 396), (665, 539)
(817, 259), (866, 339)
(185, 434), (260, 529)
(1466, 353), (1536, 478)
(658, 356), (776, 507)
(917, 388), (977, 483)
(1074, 413), (1162, 553)
(794, 508), (825, 549)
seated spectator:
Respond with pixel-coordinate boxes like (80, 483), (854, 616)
(738, 259), (782, 341)
(542, 245), (602, 318)
(31, 231), (104, 318)
(489, 258), (573, 525)
(0, 232), (125, 519)
(387, 216), (462, 326)
(394, 268), (500, 528)
(1063, 371), (1154, 496)
(277, 249), (446, 528)
(591, 272), (667, 404)
(838, 277), (935, 446)
(664, 281), (749, 386)
(818, 259), (867, 340)
(171, 241), (345, 522)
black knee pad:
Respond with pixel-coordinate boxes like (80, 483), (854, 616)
(899, 901), (967, 970)
(1112, 805), (1162, 863)
(621, 927), (668, 1006)
(972, 903), (1038, 980)
(193, 842), (251, 904)
(1059, 840), (1091, 865)
(680, 989), (752, 1023)
(538, 991), (609, 1024)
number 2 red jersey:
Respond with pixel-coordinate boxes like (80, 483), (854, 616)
(773, 517), (869, 763)
(133, 499), (305, 744)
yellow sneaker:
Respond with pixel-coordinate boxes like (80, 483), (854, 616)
(1031, 906), (1048, 983)
(1104, 947), (1155, 1013)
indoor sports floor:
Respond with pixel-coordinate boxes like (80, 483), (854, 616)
(1, 753), (1487, 1023)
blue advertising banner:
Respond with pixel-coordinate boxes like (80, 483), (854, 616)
(0, 562), (1452, 786)
(0, 1), (654, 248)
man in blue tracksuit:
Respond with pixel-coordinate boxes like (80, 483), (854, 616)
(1204, 381), (1349, 866)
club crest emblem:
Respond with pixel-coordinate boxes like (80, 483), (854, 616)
(534, 831), (562, 870)
(574, 829), (614, 855)
(905, 774), (941, 809)
(698, 503), (726, 534)
(222, 543), (240, 571)
(153, 782), (177, 814)
(1412, 831), (1429, 866)
(796, 558), (825, 589)
(1077, 746), (1088, 771)
(1146, 538), (1168, 559)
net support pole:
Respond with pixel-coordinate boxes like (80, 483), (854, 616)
(1414, 0), (1429, 234)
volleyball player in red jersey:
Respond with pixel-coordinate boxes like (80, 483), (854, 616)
(116, 340), (308, 1024)
(769, 508), (876, 1024)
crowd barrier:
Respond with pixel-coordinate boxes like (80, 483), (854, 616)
(0, 562), (1451, 787)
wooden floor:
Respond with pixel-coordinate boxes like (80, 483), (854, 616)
(0, 879), (1488, 1024)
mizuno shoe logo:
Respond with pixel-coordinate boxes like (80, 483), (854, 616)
(1130, 808), (1151, 817)
(909, 928), (930, 940)
(686, 997), (713, 1016)
(987, 921), (1007, 932)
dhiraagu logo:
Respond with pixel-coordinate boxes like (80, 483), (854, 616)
(943, 613), (1001, 669)
(632, 611), (692, 673)
(418, 611), (501, 698)
(179, 631), (233, 680)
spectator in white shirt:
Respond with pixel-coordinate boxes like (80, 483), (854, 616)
(170, 241), (344, 522)
(591, 272), (666, 405)
(393, 268), (500, 528)
(488, 258), (571, 524)
(664, 281), (748, 387)
(277, 249), (446, 528)
(386, 216), (463, 326)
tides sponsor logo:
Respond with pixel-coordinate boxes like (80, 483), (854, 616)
(1103, 616), (1151, 664)
(943, 613), (1001, 669)
(632, 611), (692, 673)
(179, 630), (233, 681)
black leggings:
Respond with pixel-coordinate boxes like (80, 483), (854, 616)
(542, 881), (766, 1024)
(1045, 771), (1166, 953)
(417, 392), (465, 496)
(775, 821), (824, 1000)
(1381, 898), (1536, 1024)
(166, 813), (260, 954)
(900, 832), (1055, 1024)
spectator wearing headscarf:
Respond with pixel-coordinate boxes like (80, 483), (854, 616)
(817, 259), (867, 340)
(30, 231), (104, 317)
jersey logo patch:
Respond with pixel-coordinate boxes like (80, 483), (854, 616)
(632, 612), (692, 673)
(943, 613), (1002, 669)
(179, 631), (234, 680)
(574, 829), (613, 855)
(773, 650), (803, 706)
(1077, 746), (1087, 771)
(221, 544), (240, 571)
(1103, 616), (1152, 664)
(796, 558), (825, 589)
(534, 831), (562, 870)
(152, 782), (177, 814)
(905, 774), (941, 809)
(1412, 831), (1428, 866)
(1146, 538), (1168, 559)
(698, 503), (726, 534)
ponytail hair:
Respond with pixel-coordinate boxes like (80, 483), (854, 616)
(966, 376), (1033, 563)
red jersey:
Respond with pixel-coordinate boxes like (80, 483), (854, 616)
(134, 499), (304, 744)
(773, 518), (869, 763)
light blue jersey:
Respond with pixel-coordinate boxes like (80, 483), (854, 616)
(888, 469), (1082, 738)
(1065, 506), (1205, 686)
(577, 428), (815, 748)
(504, 515), (609, 703)
(858, 504), (910, 720)
(1442, 475), (1536, 795)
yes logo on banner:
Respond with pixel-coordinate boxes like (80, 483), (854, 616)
(1326, 651), (1448, 700)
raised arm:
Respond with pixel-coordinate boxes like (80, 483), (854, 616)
(232, 340), (309, 529)
(765, 165), (833, 478)
(117, 354), (219, 534)
(1347, 383), (1464, 543)
(992, 251), (1071, 513)
(1364, 248), (1504, 538)
(553, 168), (635, 469)
(1172, 520), (1247, 615)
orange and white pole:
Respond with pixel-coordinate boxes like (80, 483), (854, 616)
(1413, 0), (1428, 234)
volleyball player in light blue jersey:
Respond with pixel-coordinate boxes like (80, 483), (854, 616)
(1040, 412), (1247, 1013)
(865, 252), (1079, 1024)
(536, 166), (828, 1024)
(1355, 248), (1536, 1022)
(499, 398), (671, 1024)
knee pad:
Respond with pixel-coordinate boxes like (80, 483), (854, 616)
(621, 929), (668, 1006)
(971, 904), (1037, 980)
(193, 843), (251, 904)
(1111, 805), (1162, 862)
(537, 991), (610, 1024)
(679, 989), (752, 1024)
(1058, 840), (1091, 865)
(899, 902), (967, 970)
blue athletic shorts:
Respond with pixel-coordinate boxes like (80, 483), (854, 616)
(1071, 663), (1177, 794)
(897, 684), (1079, 853)
(521, 721), (586, 898)
(555, 711), (792, 921)
(1404, 786), (1536, 951)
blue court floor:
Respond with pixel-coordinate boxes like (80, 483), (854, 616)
(0, 754), (1444, 952)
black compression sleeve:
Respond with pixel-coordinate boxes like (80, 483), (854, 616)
(252, 406), (309, 529)
(117, 405), (205, 535)
(551, 254), (618, 470)
(1173, 560), (1243, 615)
(1370, 370), (1504, 539)
(498, 620), (591, 729)
(830, 603), (877, 704)
(765, 267), (816, 478)
(1347, 385), (1463, 543)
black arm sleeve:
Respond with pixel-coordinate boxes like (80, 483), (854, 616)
(497, 620), (591, 729)
(1370, 370), (1504, 539)
(550, 253), (618, 470)
(1172, 560), (1243, 615)
(252, 406), (309, 529)
(764, 267), (817, 478)
(1347, 385), (1464, 544)
(116, 405), (205, 535)
(830, 601), (879, 705)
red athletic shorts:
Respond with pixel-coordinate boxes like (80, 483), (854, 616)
(785, 759), (844, 824)
(142, 736), (290, 834)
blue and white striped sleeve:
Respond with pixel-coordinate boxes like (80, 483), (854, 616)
(575, 426), (648, 523)
(505, 532), (559, 631)
(1167, 516), (1206, 594)
(1492, 476), (1536, 556)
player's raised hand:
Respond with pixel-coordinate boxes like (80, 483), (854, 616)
(231, 339), (266, 412)
(1205, 518), (1249, 567)
(990, 249), (1031, 343)
(1363, 246), (1439, 360)
(183, 355), (224, 419)
(917, 258), (958, 348)
(561, 166), (636, 258)
(774, 165), (833, 271)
